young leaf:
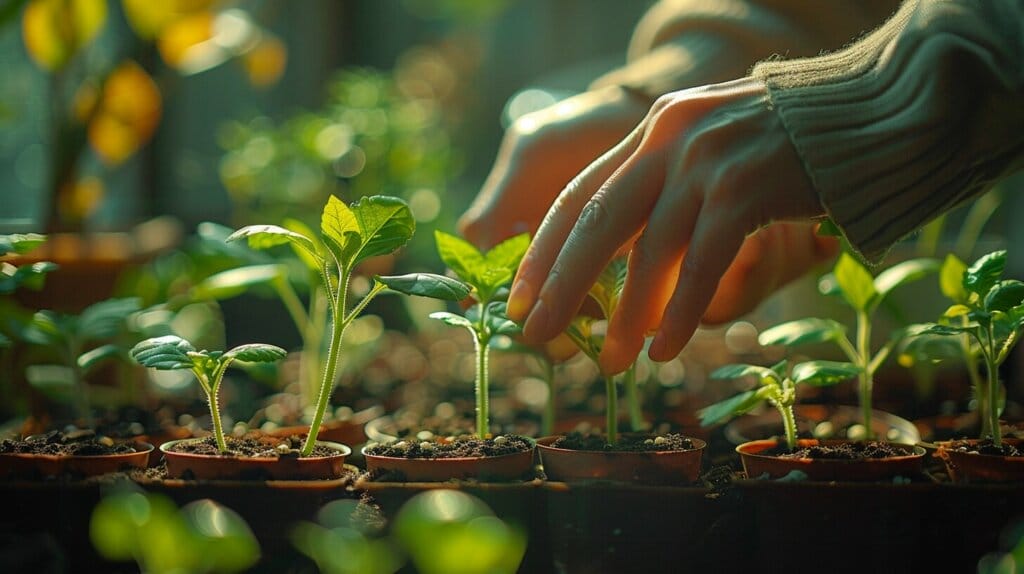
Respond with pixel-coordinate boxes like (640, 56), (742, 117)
(378, 273), (471, 301)
(131, 336), (197, 370)
(0, 233), (46, 255)
(223, 343), (287, 363)
(589, 257), (628, 319)
(833, 252), (877, 311)
(709, 363), (778, 383)
(320, 195), (362, 268)
(983, 280), (1024, 314)
(79, 298), (141, 342)
(965, 250), (1007, 298)
(483, 233), (530, 271)
(815, 219), (842, 237)
(77, 344), (121, 372)
(699, 388), (770, 426)
(429, 311), (474, 330)
(282, 218), (324, 272)
(0, 261), (58, 294)
(192, 264), (286, 301)
(227, 225), (319, 261)
(349, 195), (415, 267)
(758, 318), (845, 347)
(939, 254), (968, 304)
(435, 230), (484, 286)
(791, 360), (861, 387)
(873, 258), (939, 302)
(468, 302), (521, 336)
(904, 323), (970, 338)
(943, 304), (972, 318)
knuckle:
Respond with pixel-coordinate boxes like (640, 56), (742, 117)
(575, 193), (612, 235)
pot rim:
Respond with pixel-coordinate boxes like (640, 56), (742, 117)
(159, 438), (351, 460)
(936, 437), (1024, 460)
(361, 436), (536, 463)
(737, 438), (926, 463)
(0, 441), (154, 461)
(535, 435), (708, 455)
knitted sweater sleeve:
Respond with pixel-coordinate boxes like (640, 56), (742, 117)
(591, 0), (900, 98)
(752, 0), (1024, 262)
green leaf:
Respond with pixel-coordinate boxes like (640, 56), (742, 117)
(192, 264), (286, 300)
(833, 252), (877, 311)
(320, 195), (362, 268)
(79, 298), (141, 342)
(0, 261), (58, 294)
(939, 254), (969, 304)
(943, 304), (972, 318)
(965, 250), (1006, 298)
(435, 230), (484, 286)
(282, 218), (323, 272)
(224, 344), (287, 363)
(873, 258), (939, 302)
(90, 491), (151, 561)
(984, 280), (1024, 314)
(77, 344), (121, 372)
(181, 500), (260, 573)
(815, 219), (842, 237)
(226, 224), (319, 261)
(429, 311), (474, 330)
(0, 233), (46, 255)
(589, 257), (628, 319)
(477, 302), (521, 337)
(904, 323), (969, 338)
(131, 336), (197, 370)
(758, 318), (845, 347)
(378, 273), (471, 301)
(699, 388), (769, 426)
(23, 311), (65, 347)
(709, 363), (778, 383)
(483, 233), (530, 271)
(348, 195), (415, 267)
(791, 360), (861, 387)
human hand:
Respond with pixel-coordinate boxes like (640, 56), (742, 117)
(457, 85), (649, 249)
(505, 77), (830, 374)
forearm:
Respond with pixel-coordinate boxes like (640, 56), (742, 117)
(754, 0), (1024, 262)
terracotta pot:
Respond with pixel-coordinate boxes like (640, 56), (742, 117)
(737, 439), (927, 481)
(160, 440), (350, 480)
(361, 443), (536, 482)
(536, 435), (706, 485)
(724, 404), (921, 445)
(937, 438), (1024, 483)
(0, 442), (153, 479)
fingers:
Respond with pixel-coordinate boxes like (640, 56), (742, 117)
(648, 213), (747, 362)
(506, 126), (644, 326)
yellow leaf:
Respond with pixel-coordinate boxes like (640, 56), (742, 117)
(243, 34), (287, 87)
(58, 175), (105, 222)
(88, 61), (162, 165)
(122, 0), (213, 38)
(156, 11), (214, 69)
(22, 0), (107, 71)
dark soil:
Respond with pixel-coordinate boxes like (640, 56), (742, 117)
(364, 434), (532, 459)
(0, 430), (137, 456)
(947, 439), (1023, 457)
(167, 434), (339, 458)
(552, 432), (695, 452)
(764, 441), (909, 460)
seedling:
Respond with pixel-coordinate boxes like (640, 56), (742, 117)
(131, 335), (286, 453)
(909, 250), (1024, 447)
(563, 257), (645, 445)
(0, 233), (56, 347)
(701, 360), (862, 450)
(426, 230), (528, 438)
(227, 195), (466, 455)
(759, 253), (938, 437)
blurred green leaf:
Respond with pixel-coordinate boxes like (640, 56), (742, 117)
(182, 500), (260, 573)
(77, 343), (121, 372)
(378, 273), (470, 301)
(192, 264), (286, 300)
(131, 335), (196, 370)
(758, 318), (845, 347)
(873, 258), (938, 302)
(0, 232), (45, 255)
(78, 298), (140, 341)
(709, 363), (778, 383)
(223, 343), (287, 363)
(699, 388), (771, 426)
(984, 280), (1024, 314)
(791, 360), (860, 387)
(429, 311), (473, 330)
(940, 254), (969, 304)
(833, 252), (877, 311)
(965, 250), (1007, 298)
(227, 224), (319, 260)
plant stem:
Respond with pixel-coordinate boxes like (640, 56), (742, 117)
(623, 363), (643, 432)
(963, 334), (989, 437)
(202, 372), (228, 452)
(301, 271), (350, 456)
(984, 329), (1002, 447)
(777, 401), (798, 451)
(856, 310), (874, 439)
(300, 287), (328, 407)
(474, 331), (491, 438)
(606, 374), (618, 446)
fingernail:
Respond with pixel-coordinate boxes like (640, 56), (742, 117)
(649, 332), (667, 361)
(522, 298), (550, 342)
(506, 278), (533, 321)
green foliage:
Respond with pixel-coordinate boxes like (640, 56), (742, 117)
(291, 500), (403, 574)
(0, 233), (46, 255)
(91, 490), (259, 574)
(758, 318), (845, 347)
(378, 273), (470, 301)
(434, 230), (528, 303)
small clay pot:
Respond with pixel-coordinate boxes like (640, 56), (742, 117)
(937, 438), (1024, 483)
(160, 440), (350, 480)
(536, 435), (706, 485)
(737, 439), (927, 481)
(361, 444), (536, 482)
(0, 442), (154, 479)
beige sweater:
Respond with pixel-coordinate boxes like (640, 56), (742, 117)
(596, 0), (1024, 262)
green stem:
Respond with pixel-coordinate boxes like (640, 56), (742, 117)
(541, 359), (555, 437)
(777, 401), (798, 451)
(984, 326), (1002, 447)
(624, 363), (643, 432)
(301, 269), (350, 456)
(69, 343), (93, 429)
(475, 332), (491, 438)
(963, 334), (989, 437)
(856, 310), (873, 439)
(606, 374), (618, 446)
(201, 370), (228, 453)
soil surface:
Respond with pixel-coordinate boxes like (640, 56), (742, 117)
(764, 441), (909, 460)
(364, 434), (532, 459)
(947, 439), (1023, 457)
(0, 430), (137, 456)
(552, 432), (695, 452)
(166, 434), (339, 458)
